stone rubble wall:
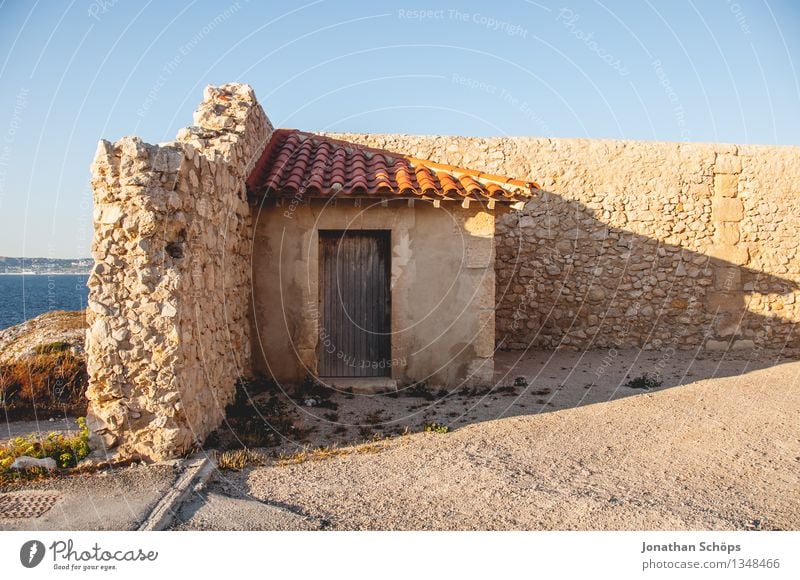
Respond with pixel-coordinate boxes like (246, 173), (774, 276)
(325, 133), (800, 352)
(86, 84), (272, 460)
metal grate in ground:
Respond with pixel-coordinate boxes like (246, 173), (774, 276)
(0, 492), (61, 518)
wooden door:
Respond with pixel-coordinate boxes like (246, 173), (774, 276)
(318, 231), (391, 377)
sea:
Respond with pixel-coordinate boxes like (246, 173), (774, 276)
(0, 274), (89, 331)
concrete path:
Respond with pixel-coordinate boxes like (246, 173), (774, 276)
(0, 463), (179, 530)
(0, 416), (79, 445)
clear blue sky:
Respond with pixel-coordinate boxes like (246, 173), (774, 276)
(0, 0), (798, 258)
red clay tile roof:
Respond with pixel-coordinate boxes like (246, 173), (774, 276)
(246, 129), (538, 205)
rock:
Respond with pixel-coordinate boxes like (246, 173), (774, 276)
(712, 198), (744, 222)
(161, 303), (178, 318)
(714, 155), (742, 175)
(705, 340), (729, 352)
(545, 264), (561, 276)
(0, 310), (87, 365)
(713, 173), (738, 197)
(11, 456), (58, 471)
(587, 288), (605, 302)
(731, 339), (755, 350)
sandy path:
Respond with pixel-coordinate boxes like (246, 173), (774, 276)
(234, 358), (800, 530)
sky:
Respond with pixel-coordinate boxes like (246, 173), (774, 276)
(0, 0), (798, 258)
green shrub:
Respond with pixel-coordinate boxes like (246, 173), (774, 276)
(0, 417), (91, 480)
(33, 341), (71, 355)
(423, 422), (449, 434)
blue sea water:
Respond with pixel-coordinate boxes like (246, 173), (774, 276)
(0, 274), (89, 330)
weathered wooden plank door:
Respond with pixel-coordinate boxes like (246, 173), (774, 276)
(318, 231), (391, 377)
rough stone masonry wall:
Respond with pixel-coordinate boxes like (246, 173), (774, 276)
(326, 133), (800, 352)
(86, 84), (272, 460)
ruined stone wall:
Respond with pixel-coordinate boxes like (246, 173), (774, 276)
(86, 84), (272, 460)
(325, 133), (800, 352)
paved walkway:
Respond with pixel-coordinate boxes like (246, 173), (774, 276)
(0, 463), (179, 530)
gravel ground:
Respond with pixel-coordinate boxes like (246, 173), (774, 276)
(171, 477), (324, 531)
(212, 348), (794, 455)
(217, 355), (800, 530)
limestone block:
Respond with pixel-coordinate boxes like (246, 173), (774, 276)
(707, 242), (749, 265)
(713, 173), (738, 198)
(704, 339), (729, 351)
(464, 357), (494, 387)
(714, 222), (740, 245)
(11, 456), (58, 471)
(94, 204), (124, 225)
(715, 313), (743, 337)
(713, 266), (741, 291)
(475, 273), (496, 310)
(474, 310), (495, 358)
(712, 197), (743, 222)
(706, 291), (745, 313)
(714, 154), (742, 174)
(466, 241), (493, 268)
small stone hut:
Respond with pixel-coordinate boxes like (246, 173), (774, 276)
(246, 129), (533, 390)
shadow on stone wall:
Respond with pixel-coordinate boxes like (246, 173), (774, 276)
(495, 189), (798, 358)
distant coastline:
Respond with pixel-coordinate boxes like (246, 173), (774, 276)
(0, 256), (92, 276)
(0, 271), (91, 275)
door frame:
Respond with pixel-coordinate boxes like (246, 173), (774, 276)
(317, 229), (392, 378)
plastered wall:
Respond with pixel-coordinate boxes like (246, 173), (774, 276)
(251, 200), (496, 388)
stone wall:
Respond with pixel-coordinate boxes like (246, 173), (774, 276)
(86, 84), (272, 460)
(324, 133), (800, 352)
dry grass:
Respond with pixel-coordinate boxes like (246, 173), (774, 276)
(276, 434), (399, 467)
(216, 448), (268, 471)
(0, 351), (88, 420)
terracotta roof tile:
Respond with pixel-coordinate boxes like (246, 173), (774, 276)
(246, 129), (538, 205)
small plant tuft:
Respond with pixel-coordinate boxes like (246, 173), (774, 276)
(624, 373), (663, 390)
(404, 381), (435, 400)
(33, 341), (71, 355)
(423, 422), (449, 434)
(216, 448), (266, 471)
(513, 376), (528, 387)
